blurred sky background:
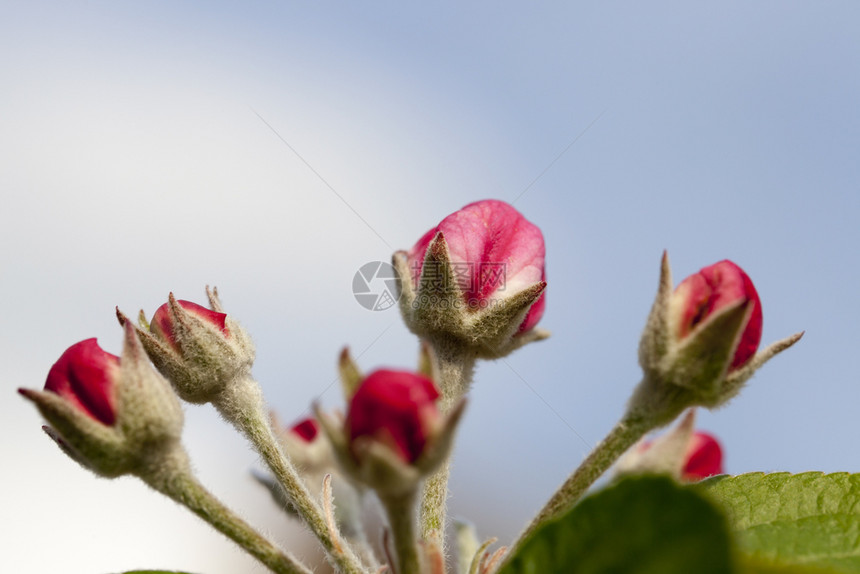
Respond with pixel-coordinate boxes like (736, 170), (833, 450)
(2, 2), (859, 572)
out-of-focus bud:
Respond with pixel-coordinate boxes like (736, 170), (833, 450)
(315, 349), (466, 497)
(392, 200), (548, 359)
(273, 415), (334, 473)
(117, 287), (255, 404)
(18, 324), (184, 478)
(616, 410), (723, 482)
(682, 431), (723, 481)
(290, 417), (320, 443)
(632, 253), (802, 423)
(348, 369), (441, 464)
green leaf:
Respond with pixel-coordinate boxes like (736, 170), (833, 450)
(700, 472), (860, 572)
(499, 475), (736, 574)
(739, 556), (843, 573)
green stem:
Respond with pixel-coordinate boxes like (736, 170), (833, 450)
(215, 377), (368, 574)
(139, 447), (312, 574)
(380, 491), (421, 574)
(506, 410), (657, 559)
(420, 339), (476, 552)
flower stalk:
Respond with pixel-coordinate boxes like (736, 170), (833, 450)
(379, 491), (422, 574)
(139, 447), (312, 574)
(214, 376), (368, 574)
(394, 201), (549, 554)
(513, 409), (658, 550)
(419, 338), (475, 547)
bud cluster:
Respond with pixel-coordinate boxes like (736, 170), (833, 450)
(17, 197), (804, 574)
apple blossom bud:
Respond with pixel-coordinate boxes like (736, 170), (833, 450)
(633, 252), (802, 423)
(271, 413), (336, 473)
(19, 324), (184, 478)
(347, 369), (441, 464)
(150, 299), (230, 350)
(682, 432), (723, 481)
(315, 350), (466, 497)
(615, 410), (723, 482)
(671, 260), (762, 371)
(290, 417), (320, 443)
(392, 200), (548, 358)
(43, 338), (119, 426)
(117, 287), (255, 404)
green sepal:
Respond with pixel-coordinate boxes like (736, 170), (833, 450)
(662, 299), (751, 404)
(338, 347), (364, 400)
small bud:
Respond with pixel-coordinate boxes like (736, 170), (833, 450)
(392, 200), (549, 358)
(616, 410), (723, 482)
(632, 253), (802, 422)
(117, 287), (255, 404)
(315, 351), (466, 497)
(291, 417), (320, 443)
(272, 414), (335, 473)
(347, 369), (441, 465)
(682, 432), (723, 481)
(19, 324), (184, 478)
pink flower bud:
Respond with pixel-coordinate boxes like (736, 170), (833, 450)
(290, 417), (320, 443)
(682, 432), (723, 481)
(407, 199), (546, 332)
(150, 299), (229, 349)
(346, 369), (441, 464)
(634, 253), (801, 420)
(617, 411), (724, 482)
(672, 260), (763, 370)
(44, 339), (119, 426)
(120, 289), (255, 405)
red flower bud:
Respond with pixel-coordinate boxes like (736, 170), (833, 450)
(346, 369), (441, 464)
(150, 299), (229, 349)
(44, 339), (119, 426)
(673, 260), (763, 370)
(20, 324), (186, 478)
(407, 199), (546, 332)
(635, 253), (800, 419)
(290, 417), (320, 443)
(617, 411), (724, 482)
(120, 290), (255, 405)
(682, 432), (723, 481)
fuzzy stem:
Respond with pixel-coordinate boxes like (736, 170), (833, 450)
(506, 409), (658, 561)
(139, 447), (312, 574)
(215, 376), (368, 574)
(420, 338), (476, 554)
(380, 491), (422, 574)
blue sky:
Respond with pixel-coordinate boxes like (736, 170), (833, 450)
(2, 2), (859, 572)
